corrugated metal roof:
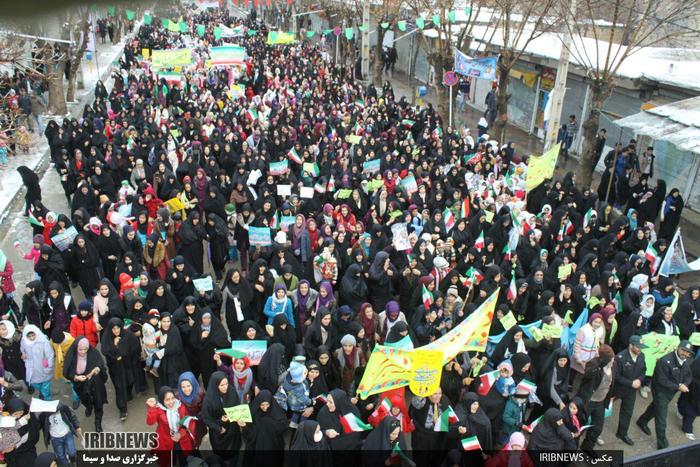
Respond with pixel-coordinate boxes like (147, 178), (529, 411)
(615, 96), (700, 154)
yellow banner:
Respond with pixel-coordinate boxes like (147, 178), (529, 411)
(267, 31), (296, 45)
(423, 289), (498, 363)
(151, 49), (193, 69)
(525, 143), (560, 191)
(409, 349), (443, 397)
(356, 345), (412, 399)
(357, 290), (498, 398)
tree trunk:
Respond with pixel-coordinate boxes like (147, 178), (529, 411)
(493, 63), (510, 143)
(66, 20), (90, 102)
(47, 62), (67, 115)
(373, 26), (385, 85)
(578, 83), (609, 186)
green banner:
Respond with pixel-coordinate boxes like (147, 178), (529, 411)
(306, 30), (315, 38)
(344, 27), (354, 40)
(107, 6), (115, 17)
(144, 14), (152, 25)
(640, 333), (681, 377)
(125, 9), (135, 21)
(197, 24), (206, 37)
(267, 31), (296, 45)
(151, 49), (193, 68)
(179, 21), (187, 33)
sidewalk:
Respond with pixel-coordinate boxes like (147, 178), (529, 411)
(0, 26), (135, 225)
(387, 70), (700, 265)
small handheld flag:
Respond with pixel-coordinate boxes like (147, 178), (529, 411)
(340, 413), (372, 433)
(433, 406), (459, 432)
(478, 369), (499, 396)
(461, 435), (481, 451)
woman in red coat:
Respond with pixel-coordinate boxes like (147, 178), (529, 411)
(485, 432), (534, 467)
(146, 386), (194, 466)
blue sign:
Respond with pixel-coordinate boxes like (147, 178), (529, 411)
(454, 50), (497, 80)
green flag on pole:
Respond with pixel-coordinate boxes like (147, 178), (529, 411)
(448, 11), (457, 23)
(144, 14), (152, 25)
(247, 29), (258, 36)
(107, 6), (116, 17)
(432, 14), (441, 26)
(125, 9), (135, 21)
(397, 20), (406, 31)
(197, 24), (206, 37)
(306, 30), (315, 38)
(380, 22), (389, 29)
(416, 18), (425, 29)
(345, 28), (354, 40)
(214, 26), (222, 39)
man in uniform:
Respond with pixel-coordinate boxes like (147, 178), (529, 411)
(636, 340), (694, 449)
(614, 335), (647, 445)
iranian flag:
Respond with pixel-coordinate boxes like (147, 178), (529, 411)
(210, 45), (246, 66)
(461, 267), (483, 287)
(511, 211), (522, 233)
(645, 243), (661, 275)
(474, 231), (485, 251)
(466, 153), (482, 165)
(516, 379), (537, 393)
(422, 284), (433, 310)
(180, 416), (198, 440)
(461, 435), (481, 451)
(502, 243), (512, 261)
(433, 406), (459, 432)
(522, 416), (543, 433)
(328, 126), (337, 140)
(507, 275), (517, 301)
(460, 197), (470, 220)
(355, 100), (365, 108)
(557, 220), (573, 241)
(443, 208), (455, 232)
(401, 119), (415, 128)
(583, 208), (595, 229)
(314, 394), (328, 404)
(340, 413), (372, 433)
(287, 148), (302, 164)
(432, 127), (443, 139)
(246, 108), (259, 122)
(370, 397), (393, 419)
(27, 209), (43, 227)
(159, 71), (184, 86)
(478, 369), (499, 396)
(314, 181), (326, 193)
(270, 211), (279, 229)
(327, 176), (336, 192)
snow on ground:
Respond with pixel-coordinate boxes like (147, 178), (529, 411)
(0, 27), (138, 224)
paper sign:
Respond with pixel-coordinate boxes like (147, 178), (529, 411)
(346, 135), (361, 145)
(484, 211), (494, 223)
(193, 277), (213, 292)
(558, 263), (573, 280)
(276, 184), (292, 197)
(337, 189), (352, 199)
(530, 327), (543, 342)
(389, 210), (403, 219)
(368, 179), (384, 192)
(690, 332), (700, 346)
(363, 159), (380, 174)
(298, 187), (313, 199)
(29, 398), (59, 413)
(248, 226), (272, 247)
(0, 417), (15, 428)
(391, 223), (411, 251)
(409, 349), (443, 397)
(223, 404), (252, 423)
(51, 226), (78, 252)
(541, 323), (562, 339)
(302, 162), (319, 177)
(231, 340), (267, 365)
(163, 197), (185, 214)
(280, 216), (295, 231)
(142, 48), (150, 59)
(401, 175), (417, 194)
(499, 311), (517, 331)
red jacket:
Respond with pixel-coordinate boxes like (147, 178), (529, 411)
(69, 316), (99, 347)
(146, 404), (194, 453)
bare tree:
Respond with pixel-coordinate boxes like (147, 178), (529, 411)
(485, 0), (557, 143)
(556, 0), (700, 185)
(66, 12), (91, 102)
(406, 0), (486, 122)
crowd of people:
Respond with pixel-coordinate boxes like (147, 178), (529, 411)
(0, 4), (699, 467)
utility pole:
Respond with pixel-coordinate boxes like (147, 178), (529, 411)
(361, 0), (370, 80)
(544, 0), (576, 151)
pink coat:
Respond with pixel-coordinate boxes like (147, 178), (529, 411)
(0, 261), (15, 295)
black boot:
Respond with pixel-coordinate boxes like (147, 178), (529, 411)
(94, 410), (103, 433)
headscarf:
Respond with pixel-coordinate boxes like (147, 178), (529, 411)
(316, 281), (335, 310)
(177, 371), (202, 405)
(157, 386), (182, 435)
(76, 337), (90, 374)
(232, 356), (253, 400)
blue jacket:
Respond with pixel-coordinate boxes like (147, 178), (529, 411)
(263, 296), (295, 327)
(274, 372), (311, 413)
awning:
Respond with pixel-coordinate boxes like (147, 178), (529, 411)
(615, 96), (700, 155)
